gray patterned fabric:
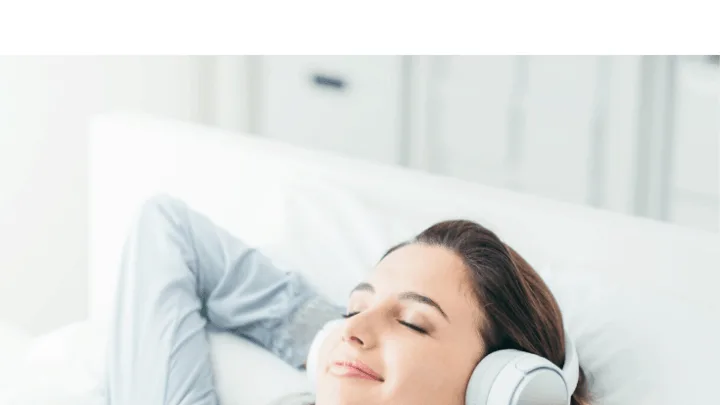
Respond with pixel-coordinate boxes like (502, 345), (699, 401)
(275, 295), (346, 368)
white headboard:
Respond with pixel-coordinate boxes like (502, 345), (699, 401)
(89, 112), (719, 316)
(89, 113), (720, 405)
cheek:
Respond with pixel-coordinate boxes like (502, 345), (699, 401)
(383, 338), (475, 401)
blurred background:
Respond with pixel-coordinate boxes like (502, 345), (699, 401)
(0, 55), (718, 335)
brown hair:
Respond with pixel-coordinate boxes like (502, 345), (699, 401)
(383, 220), (592, 405)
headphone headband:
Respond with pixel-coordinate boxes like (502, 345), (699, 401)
(306, 319), (343, 390)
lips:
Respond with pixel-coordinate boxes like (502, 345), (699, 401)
(332, 360), (384, 382)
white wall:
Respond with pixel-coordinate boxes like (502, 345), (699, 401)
(0, 56), (213, 335)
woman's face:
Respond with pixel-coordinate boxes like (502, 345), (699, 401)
(314, 243), (485, 405)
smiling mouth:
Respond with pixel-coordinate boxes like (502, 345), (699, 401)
(331, 361), (384, 382)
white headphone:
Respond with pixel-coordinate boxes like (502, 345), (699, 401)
(306, 319), (579, 405)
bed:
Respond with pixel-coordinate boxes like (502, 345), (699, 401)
(4, 113), (719, 405)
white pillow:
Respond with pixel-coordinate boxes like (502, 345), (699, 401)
(209, 331), (310, 405)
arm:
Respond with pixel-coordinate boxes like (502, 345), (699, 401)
(107, 195), (342, 405)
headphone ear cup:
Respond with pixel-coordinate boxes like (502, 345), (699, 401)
(466, 349), (526, 405)
(468, 349), (570, 405)
(306, 319), (344, 390)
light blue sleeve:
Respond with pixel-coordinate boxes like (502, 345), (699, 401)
(106, 195), (344, 405)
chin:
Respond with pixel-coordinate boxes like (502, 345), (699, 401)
(316, 393), (374, 405)
(316, 379), (382, 405)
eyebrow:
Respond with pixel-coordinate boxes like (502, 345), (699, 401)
(350, 282), (450, 321)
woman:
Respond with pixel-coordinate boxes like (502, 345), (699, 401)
(106, 195), (591, 405)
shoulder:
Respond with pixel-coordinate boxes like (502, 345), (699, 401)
(269, 392), (315, 405)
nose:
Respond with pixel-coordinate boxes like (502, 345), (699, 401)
(341, 311), (379, 350)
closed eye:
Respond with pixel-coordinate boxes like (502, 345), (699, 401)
(399, 320), (428, 335)
(344, 312), (428, 335)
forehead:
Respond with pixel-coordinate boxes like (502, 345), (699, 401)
(368, 243), (479, 316)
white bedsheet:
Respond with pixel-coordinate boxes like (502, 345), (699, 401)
(0, 321), (101, 404)
(0, 321), (32, 404)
